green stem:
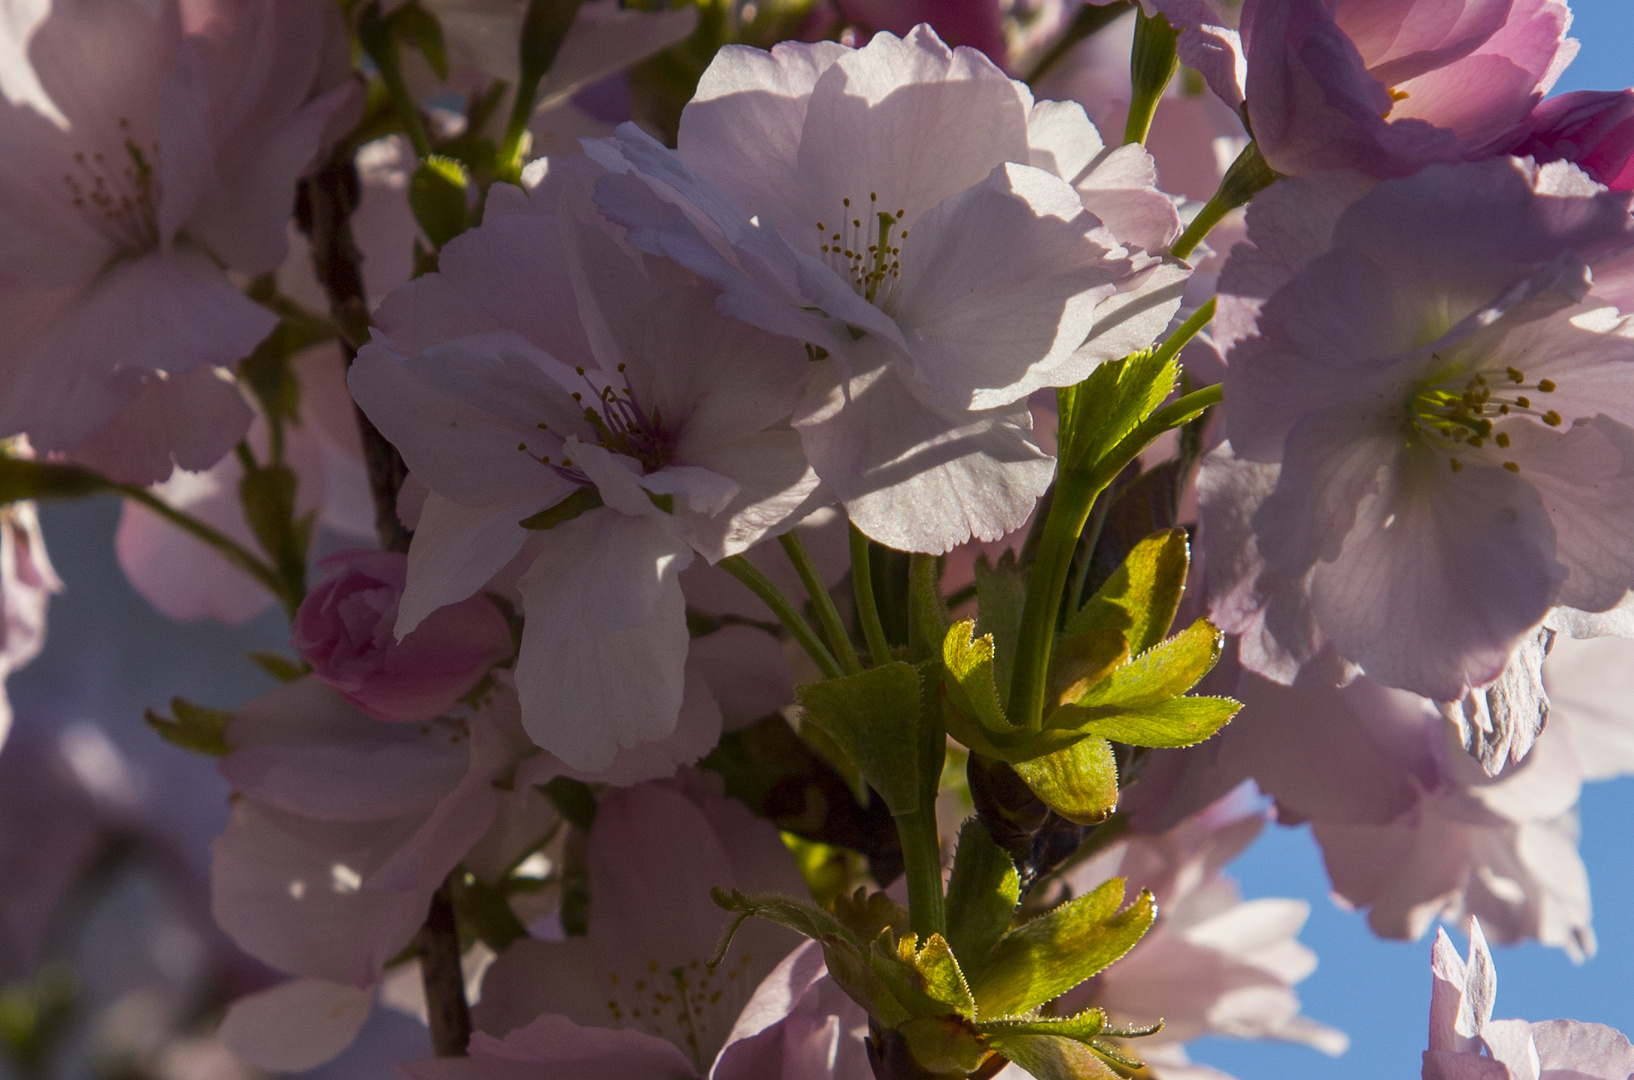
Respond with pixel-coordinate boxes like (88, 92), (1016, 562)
(720, 555), (844, 680)
(896, 807), (946, 938)
(1006, 382), (1223, 730)
(1024, 1), (1133, 86)
(1123, 10), (1179, 145)
(1152, 297), (1216, 369)
(496, 0), (583, 183)
(779, 532), (862, 675)
(849, 524), (893, 667)
(358, 6), (432, 159)
(1170, 141), (1279, 260)
(119, 486), (287, 607)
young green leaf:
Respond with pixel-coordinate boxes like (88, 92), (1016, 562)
(974, 553), (1028, 700)
(1046, 628), (1129, 708)
(969, 878), (1156, 1018)
(981, 1031), (1127, 1080)
(944, 820), (1020, 979)
(1057, 348), (1178, 475)
(145, 698), (231, 757)
(942, 620), (1010, 734)
(409, 155), (471, 251)
(797, 662), (925, 817)
(1047, 695), (1241, 749)
(976, 1007), (1108, 1042)
(1064, 528), (1190, 656)
(1069, 618), (1223, 709)
(1009, 735), (1119, 825)
(899, 1014), (991, 1075)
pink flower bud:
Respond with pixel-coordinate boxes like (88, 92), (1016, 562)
(292, 549), (512, 723)
(1515, 89), (1634, 192)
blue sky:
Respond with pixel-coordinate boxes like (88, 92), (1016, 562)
(1190, 8), (1634, 1078)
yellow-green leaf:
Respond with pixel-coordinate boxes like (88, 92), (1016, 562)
(942, 620), (1010, 734)
(1047, 695), (1241, 749)
(970, 878), (1156, 1018)
(982, 1032), (1126, 1080)
(1073, 618), (1223, 708)
(797, 662), (924, 816)
(944, 820), (1019, 981)
(974, 554), (1028, 699)
(1046, 628), (1129, 707)
(1064, 528), (1190, 656)
(1010, 736), (1119, 825)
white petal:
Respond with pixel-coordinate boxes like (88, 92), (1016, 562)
(893, 161), (1125, 412)
(217, 979), (374, 1073)
(397, 492), (531, 636)
(794, 355), (1054, 554)
(514, 509), (692, 770)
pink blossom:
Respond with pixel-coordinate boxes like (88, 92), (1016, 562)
(466, 777), (807, 1073)
(210, 676), (561, 1069)
(1422, 919), (1634, 1080)
(826, 0), (1008, 66)
(1207, 158), (1634, 701)
(0, 0), (357, 483)
(1234, 0), (1576, 177)
(1513, 89), (1634, 192)
(293, 549), (513, 724)
(0, 501), (59, 747)
(115, 345), (374, 624)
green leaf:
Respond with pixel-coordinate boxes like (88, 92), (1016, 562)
(906, 553), (949, 665)
(1049, 695), (1241, 750)
(944, 820), (1019, 979)
(898, 934), (976, 1019)
(1064, 528), (1190, 656)
(518, 486), (603, 530)
(942, 620), (1010, 735)
(969, 878), (1156, 1018)
(976, 1008), (1108, 1041)
(899, 1014), (990, 1075)
(409, 155), (471, 250)
(0, 457), (111, 504)
(980, 1032), (1127, 1080)
(145, 698), (231, 757)
(1045, 629), (1129, 708)
(974, 553), (1028, 700)
(517, 0), (583, 107)
(797, 662), (925, 817)
(1057, 348), (1178, 475)
(1071, 618), (1223, 709)
(247, 652), (310, 684)
(1009, 736), (1119, 826)
(392, 2), (449, 79)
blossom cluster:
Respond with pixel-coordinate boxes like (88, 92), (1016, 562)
(2, 0), (1634, 1078)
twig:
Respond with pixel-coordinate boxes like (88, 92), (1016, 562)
(298, 139), (470, 1056)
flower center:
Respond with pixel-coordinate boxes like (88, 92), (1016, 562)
(603, 951), (757, 1070)
(62, 119), (160, 257)
(1408, 360), (1563, 474)
(518, 364), (672, 485)
(816, 193), (907, 314)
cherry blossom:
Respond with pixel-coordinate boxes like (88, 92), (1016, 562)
(1422, 919), (1634, 1080)
(1227, 0), (1576, 177)
(1512, 89), (1634, 192)
(1208, 157), (1634, 701)
(460, 776), (807, 1075)
(0, 500), (58, 748)
(587, 24), (1180, 553)
(351, 162), (817, 771)
(0, 0), (357, 483)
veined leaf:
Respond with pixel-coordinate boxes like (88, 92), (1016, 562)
(1071, 618), (1223, 709)
(1009, 736), (1119, 825)
(1047, 695), (1241, 750)
(1046, 628), (1128, 708)
(970, 879), (1156, 1018)
(977, 1008), (1108, 1041)
(1064, 528), (1190, 656)
(943, 620), (1010, 734)
(974, 554), (1028, 699)
(797, 662), (924, 817)
(1057, 349), (1179, 474)
(944, 820), (1019, 981)
(982, 1031), (1128, 1080)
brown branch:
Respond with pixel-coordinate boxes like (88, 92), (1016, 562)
(297, 141), (470, 1056)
